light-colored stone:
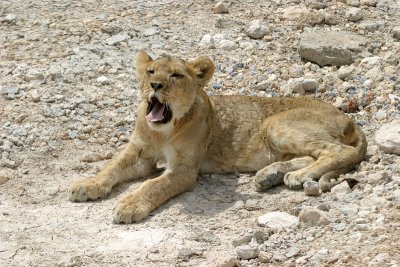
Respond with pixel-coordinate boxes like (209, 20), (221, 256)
(285, 78), (318, 95)
(258, 251), (272, 263)
(301, 79), (318, 92)
(97, 76), (110, 85)
(346, 7), (363, 22)
(298, 30), (368, 66)
(257, 211), (299, 230)
(142, 27), (158, 37)
(304, 0), (328, 9)
(337, 65), (355, 80)
(217, 40), (237, 51)
(3, 14), (17, 24)
(213, 2), (229, 14)
(246, 20), (270, 39)
(346, 0), (361, 7)
(236, 245), (259, 260)
(365, 66), (384, 81)
(324, 14), (342, 25)
(105, 33), (129, 45)
(199, 34), (214, 48)
(361, 0), (378, 6)
(331, 181), (351, 193)
(359, 56), (381, 67)
(375, 111), (387, 121)
(392, 26), (400, 40)
(25, 69), (44, 81)
(375, 120), (400, 154)
(217, 256), (235, 267)
(360, 20), (385, 32)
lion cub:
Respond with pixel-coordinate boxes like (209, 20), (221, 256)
(69, 51), (367, 223)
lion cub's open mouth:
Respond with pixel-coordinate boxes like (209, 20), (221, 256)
(146, 96), (172, 124)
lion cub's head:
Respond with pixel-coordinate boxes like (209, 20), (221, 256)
(135, 51), (214, 129)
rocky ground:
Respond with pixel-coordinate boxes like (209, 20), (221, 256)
(1, 0), (400, 266)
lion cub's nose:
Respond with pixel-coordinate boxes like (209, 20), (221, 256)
(151, 82), (164, 91)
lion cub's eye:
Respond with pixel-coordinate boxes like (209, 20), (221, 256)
(147, 69), (155, 75)
(171, 72), (184, 79)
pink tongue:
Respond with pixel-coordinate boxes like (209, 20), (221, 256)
(146, 101), (165, 122)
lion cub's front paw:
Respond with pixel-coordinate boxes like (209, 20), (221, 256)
(252, 170), (284, 192)
(112, 196), (152, 224)
(283, 171), (313, 190)
(69, 177), (111, 202)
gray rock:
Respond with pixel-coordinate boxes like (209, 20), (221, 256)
(324, 14), (342, 25)
(216, 257), (235, 267)
(97, 76), (110, 85)
(43, 106), (65, 118)
(346, 7), (363, 22)
(246, 20), (270, 39)
(331, 181), (351, 193)
(30, 89), (41, 102)
(273, 252), (287, 262)
(232, 230), (269, 247)
(143, 27), (158, 37)
(392, 26), (400, 40)
(258, 251), (272, 263)
(105, 33), (129, 45)
(299, 207), (330, 227)
(213, 2), (229, 14)
(346, 0), (361, 7)
(1, 87), (19, 95)
(359, 56), (381, 67)
(199, 34), (214, 48)
(365, 66), (384, 82)
(302, 79), (318, 92)
(236, 245), (259, 260)
(1, 159), (19, 169)
(337, 66), (355, 80)
(374, 111), (387, 121)
(254, 81), (269, 91)
(68, 130), (78, 139)
(377, 0), (400, 14)
(212, 82), (222, 89)
(25, 69), (44, 81)
(3, 14), (17, 24)
(257, 211), (299, 229)
(285, 246), (300, 258)
(298, 30), (368, 66)
(359, 20), (385, 32)
(217, 40), (237, 51)
(304, 0), (328, 9)
(360, 0), (378, 6)
(47, 66), (63, 80)
(303, 181), (321, 196)
(375, 120), (400, 154)
(286, 78), (318, 95)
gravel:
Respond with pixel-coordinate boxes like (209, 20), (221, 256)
(1, 0), (399, 266)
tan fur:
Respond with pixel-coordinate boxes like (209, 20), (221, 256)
(69, 51), (367, 223)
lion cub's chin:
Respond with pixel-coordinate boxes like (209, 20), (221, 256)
(146, 120), (174, 132)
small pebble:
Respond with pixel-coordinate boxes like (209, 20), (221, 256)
(303, 181), (321, 196)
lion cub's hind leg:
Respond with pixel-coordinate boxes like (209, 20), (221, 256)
(253, 156), (315, 192)
(283, 143), (359, 190)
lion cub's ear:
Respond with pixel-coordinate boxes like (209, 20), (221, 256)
(190, 56), (215, 88)
(135, 50), (154, 81)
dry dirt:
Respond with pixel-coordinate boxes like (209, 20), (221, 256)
(1, 0), (400, 266)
